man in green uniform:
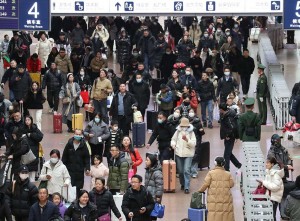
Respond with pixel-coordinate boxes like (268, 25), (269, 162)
(256, 63), (268, 125)
(238, 97), (262, 141)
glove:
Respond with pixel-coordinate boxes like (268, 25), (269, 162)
(259, 97), (264, 102)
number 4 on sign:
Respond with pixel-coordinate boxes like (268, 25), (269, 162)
(28, 2), (39, 19)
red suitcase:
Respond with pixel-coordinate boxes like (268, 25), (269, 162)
(53, 113), (62, 133)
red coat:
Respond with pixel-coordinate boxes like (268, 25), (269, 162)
(124, 148), (143, 174)
(26, 57), (41, 73)
(178, 90), (199, 112)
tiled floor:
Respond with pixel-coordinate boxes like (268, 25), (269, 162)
(0, 30), (299, 221)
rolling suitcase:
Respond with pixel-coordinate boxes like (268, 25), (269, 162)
(198, 141), (210, 170)
(132, 122), (146, 147)
(53, 113), (62, 133)
(162, 159), (176, 192)
(29, 72), (41, 86)
(146, 110), (158, 131)
(72, 113), (83, 131)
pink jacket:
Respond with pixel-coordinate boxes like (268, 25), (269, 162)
(90, 163), (109, 188)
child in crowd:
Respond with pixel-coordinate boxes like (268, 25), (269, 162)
(103, 121), (123, 159)
(52, 192), (67, 218)
(90, 155), (109, 189)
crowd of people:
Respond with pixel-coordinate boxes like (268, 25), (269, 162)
(0, 15), (299, 221)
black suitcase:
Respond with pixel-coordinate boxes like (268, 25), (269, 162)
(146, 110), (158, 131)
(198, 141), (210, 170)
(132, 122), (146, 147)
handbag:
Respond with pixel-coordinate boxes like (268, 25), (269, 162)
(21, 149), (36, 165)
(128, 168), (134, 182)
(150, 203), (165, 218)
(252, 184), (267, 201)
(98, 213), (110, 221)
(62, 97), (71, 104)
(133, 110), (143, 123)
(38, 168), (48, 189)
(76, 95), (83, 107)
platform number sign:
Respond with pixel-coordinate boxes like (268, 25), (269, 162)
(284, 0), (300, 29)
(19, 0), (50, 30)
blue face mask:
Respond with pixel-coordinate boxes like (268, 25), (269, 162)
(74, 135), (82, 141)
(94, 118), (100, 123)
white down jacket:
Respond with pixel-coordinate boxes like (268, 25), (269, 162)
(39, 160), (71, 195)
(171, 125), (196, 158)
(262, 166), (284, 203)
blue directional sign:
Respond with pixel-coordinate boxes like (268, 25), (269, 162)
(271, 1), (280, 10)
(284, 0), (300, 29)
(75, 1), (84, 11)
(115, 2), (121, 11)
(124, 1), (134, 11)
(174, 1), (183, 11)
(0, 0), (50, 30)
(206, 1), (215, 11)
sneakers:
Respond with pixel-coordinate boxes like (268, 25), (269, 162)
(184, 189), (190, 194)
(192, 175), (197, 178)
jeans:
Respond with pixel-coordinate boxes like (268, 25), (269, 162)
(200, 100), (213, 125)
(224, 138), (242, 171)
(9, 89), (15, 102)
(28, 109), (43, 131)
(93, 99), (109, 124)
(191, 162), (198, 177)
(241, 75), (251, 95)
(47, 90), (59, 111)
(144, 53), (154, 72)
(175, 156), (193, 190)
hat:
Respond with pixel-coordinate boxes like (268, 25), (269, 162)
(17, 63), (25, 69)
(257, 64), (266, 69)
(205, 68), (213, 73)
(19, 165), (29, 173)
(67, 73), (73, 79)
(179, 117), (189, 127)
(271, 134), (283, 144)
(244, 97), (255, 105)
(225, 28), (230, 32)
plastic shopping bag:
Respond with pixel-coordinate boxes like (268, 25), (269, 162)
(62, 185), (77, 208)
(213, 104), (220, 121)
(133, 110), (143, 123)
(128, 169), (134, 182)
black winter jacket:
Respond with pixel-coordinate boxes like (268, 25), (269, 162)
(74, 74), (91, 91)
(216, 76), (239, 99)
(177, 39), (195, 64)
(289, 93), (300, 123)
(268, 145), (292, 179)
(137, 34), (156, 58)
(198, 79), (216, 102)
(0, 116), (6, 147)
(0, 192), (12, 221)
(10, 71), (32, 101)
(89, 188), (121, 218)
(6, 177), (38, 218)
(28, 201), (60, 221)
(148, 121), (175, 149)
(121, 186), (155, 221)
(220, 109), (239, 140)
(129, 81), (150, 111)
(167, 78), (183, 101)
(4, 120), (24, 147)
(159, 53), (177, 80)
(238, 56), (255, 77)
(25, 89), (46, 110)
(62, 138), (90, 174)
(23, 124), (43, 172)
(204, 54), (224, 79)
(42, 69), (63, 91)
(109, 91), (138, 123)
(1, 67), (16, 89)
(64, 201), (97, 221)
(154, 39), (167, 67)
(117, 36), (131, 64)
(47, 52), (59, 68)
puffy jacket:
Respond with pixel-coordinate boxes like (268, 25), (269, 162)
(129, 80), (150, 111)
(89, 188), (121, 218)
(55, 55), (73, 74)
(171, 125), (196, 158)
(137, 34), (156, 58)
(25, 89), (46, 110)
(10, 71), (32, 101)
(238, 56), (255, 77)
(148, 121), (174, 149)
(90, 57), (107, 72)
(216, 76), (239, 99)
(109, 91), (138, 123)
(177, 39), (195, 64)
(180, 74), (198, 90)
(26, 57), (41, 73)
(91, 26), (110, 44)
(198, 166), (234, 221)
(198, 79), (216, 102)
(220, 109), (239, 140)
(39, 160), (71, 195)
(83, 120), (110, 145)
(62, 138), (90, 174)
(35, 38), (52, 68)
(71, 27), (84, 43)
(90, 77), (113, 100)
(107, 152), (129, 192)
(23, 124), (43, 171)
(0, 192), (12, 221)
(262, 166), (284, 203)
(42, 68), (63, 91)
(144, 164), (163, 200)
(121, 186), (155, 221)
(154, 39), (167, 67)
(6, 176), (38, 218)
(284, 188), (300, 221)
(90, 163), (109, 188)
(28, 201), (60, 221)
(117, 36), (131, 64)
(64, 201), (97, 221)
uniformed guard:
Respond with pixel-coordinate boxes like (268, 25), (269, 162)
(238, 97), (262, 141)
(256, 63), (268, 125)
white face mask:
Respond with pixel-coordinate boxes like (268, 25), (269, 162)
(224, 72), (230, 76)
(188, 112), (195, 118)
(173, 112), (180, 118)
(182, 127), (188, 131)
(80, 71), (84, 76)
(204, 34), (208, 38)
(136, 79), (142, 83)
(185, 71), (191, 75)
(19, 174), (29, 180)
(50, 158), (59, 164)
(95, 35), (99, 39)
(225, 32), (230, 36)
